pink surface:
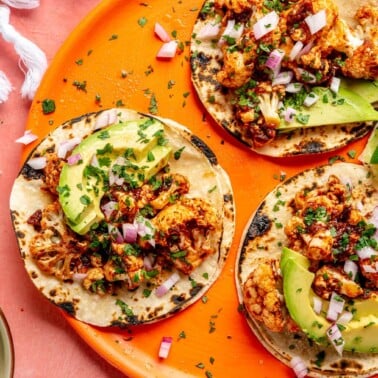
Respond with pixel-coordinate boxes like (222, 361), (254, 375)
(0, 2), (125, 377)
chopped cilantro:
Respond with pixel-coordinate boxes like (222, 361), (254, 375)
(41, 99), (56, 114)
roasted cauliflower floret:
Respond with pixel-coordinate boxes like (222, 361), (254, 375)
(256, 82), (285, 128)
(341, 40), (378, 80)
(242, 258), (286, 332)
(150, 173), (190, 210)
(82, 268), (107, 295)
(29, 202), (89, 281)
(359, 256), (378, 287)
(42, 153), (64, 196)
(152, 197), (221, 275)
(313, 265), (364, 300)
(217, 31), (257, 88)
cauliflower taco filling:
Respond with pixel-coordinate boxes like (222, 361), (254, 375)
(28, 171), (221, 296)
(192, 0), (377, 148)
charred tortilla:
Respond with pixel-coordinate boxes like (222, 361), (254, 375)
(10, 108), (235, 327)
(236, 162), (378, 377)
(190, 0), (377, 157)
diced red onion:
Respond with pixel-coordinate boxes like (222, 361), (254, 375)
(72, 273), (87, 282)
(143, 254), (155, 271)
(265, 49), (285, 74)
(27, 156), (47, 170)
(289, 41), (304, 61)
(93, 109), (118, 130)
(220, 19), (244, 43)
(285, 83), (303, 93)
(313, 296), (322, 314)
(57, 137), (81, 159)
(303, 92), (319, 107)
(134, 216), (155, 246)
(272, 71), (293, 86)
(155, 272), (180, 297)
(158, 336), (173, 359)
(297, 68), (317, 83)
(108, 224), (124, 244)
(327, 323), (345, 356)
(15, 130), (38, 145)
(337, 311), (353, 325)
(362, 263), (377, 273)
(290, 356), (308, 378)
(253, 11), (279, 40)
(369, 206), (378, 228)
(326, 292), (345, 322)
(197, 22), (221, 40)
(343, 260), (358, 281)
(101, 201), (118, 219)
(154, 22), (171, 42)
(90, 154), (99, 168)
(284, 107), (296, 123)
(357, 246), (377, 260)
(122, 223), (138, 243)
(156, 40), (178, 59)
(305, 9), (327, 35)
(297, 40), (314, 58)
(67, 153), (82, 166)
(330, 76), (341, 94)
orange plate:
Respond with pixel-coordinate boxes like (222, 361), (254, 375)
(23, 0), (367, 376)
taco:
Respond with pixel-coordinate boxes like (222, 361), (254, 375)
(190, 0), (378, 157)
(236, 162), (378, 377)
(10, 108), (235, 327)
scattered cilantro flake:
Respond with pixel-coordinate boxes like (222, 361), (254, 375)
(196, 362), (205, 369)
(41, 99), (56, 114)
(347, 150), (356, 159)
(148, 93), (158, 114)
(205, 371), (213, 378)
(178, 331), (186, 339)
(202, 296), (208, 304)
(174, 146), (185, 160)
(138, 16), (148, 27)
(116, 99), (124, 107)
(73, 80), (87, 92)
(75, 58), (83, 65)
(168, 80), (175, 89)
(109, 34), (118, 41)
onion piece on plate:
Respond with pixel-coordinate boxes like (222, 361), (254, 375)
(158, 336), (173, 359)
(15, 130), (38, 145)
(156, 40), (178, 59)
(154, 22), (171, 42)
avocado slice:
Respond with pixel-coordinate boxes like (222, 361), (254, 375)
(339, 78), (378, 105)
(58, 118), (172, 235)
(281, 248), (378, 352)
(359, 124), (378, 164)
(280, 246), (309, 272)
(282, 253), (330, 344)
(278, 87), (378, 130)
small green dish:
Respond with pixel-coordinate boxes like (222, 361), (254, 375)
(0, 308), (14, 378)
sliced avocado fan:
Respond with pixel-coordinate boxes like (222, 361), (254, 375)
(278, 79), (378, 130)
